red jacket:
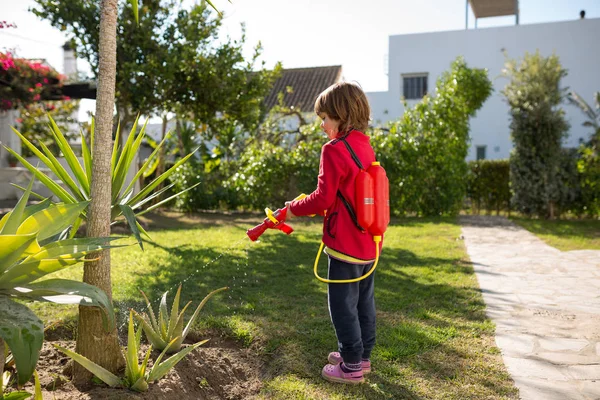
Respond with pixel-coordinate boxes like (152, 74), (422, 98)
(290, 130), (383, 261)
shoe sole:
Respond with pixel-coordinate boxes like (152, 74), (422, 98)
(321, 370), (365, 385)
(327, 355), (371, 374)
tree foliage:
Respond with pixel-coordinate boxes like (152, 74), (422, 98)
(32, 0), (279, 130)
(502, 51), (569, 218)
(371, 57), (493, 216)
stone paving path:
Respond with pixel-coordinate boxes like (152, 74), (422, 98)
(460, 216), (600, 400)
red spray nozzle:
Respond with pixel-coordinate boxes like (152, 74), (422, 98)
(246, 223), (269, 242)
(246, 205), (293, 242)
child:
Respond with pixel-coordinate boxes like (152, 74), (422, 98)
(286, 81), (381, 384)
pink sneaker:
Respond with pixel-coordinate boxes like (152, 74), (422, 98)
(321, 363), (364, 384)
(327, 352), (371, 374)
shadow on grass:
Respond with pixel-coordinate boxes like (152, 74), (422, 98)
(124, 218), (512, 399)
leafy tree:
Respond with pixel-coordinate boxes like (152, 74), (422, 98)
(371, 57), (493, 216)
(32, 0), (279, 131)
(502, 51), (569, 218)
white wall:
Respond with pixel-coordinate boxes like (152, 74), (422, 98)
(0, 110), (22, 167)
(367, 91), (392, 126)
(367, 18), (600, 160)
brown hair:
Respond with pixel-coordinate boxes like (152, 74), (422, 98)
(314, 81), (371, 133)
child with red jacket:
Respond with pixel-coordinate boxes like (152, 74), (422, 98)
(287, 82), (381, 384)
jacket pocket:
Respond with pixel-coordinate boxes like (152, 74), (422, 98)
(326, 212), (338, 238)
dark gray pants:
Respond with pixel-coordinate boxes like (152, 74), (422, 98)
(327, 256), (376, 364)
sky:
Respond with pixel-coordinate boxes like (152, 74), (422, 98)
(1, 0), (599, 121)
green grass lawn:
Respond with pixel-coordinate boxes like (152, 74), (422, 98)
(510, 217), (600, 251)
(33, 212), (517, 399)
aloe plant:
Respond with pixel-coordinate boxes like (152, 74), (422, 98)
(4, 115), (199, 249)
(133, 285), (227, 353)
(0, 180), (122, 385)
(55, 310), (207, 392)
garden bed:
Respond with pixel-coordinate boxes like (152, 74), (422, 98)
(17, 331), (262, 399)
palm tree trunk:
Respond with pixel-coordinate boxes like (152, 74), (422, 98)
(74, 0), (124, 385)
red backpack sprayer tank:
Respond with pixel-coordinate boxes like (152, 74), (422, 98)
(246, 160), (389, 284)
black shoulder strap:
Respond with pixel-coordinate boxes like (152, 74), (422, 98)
(333, 132), (366, 231)
(338, 135), (364, 170)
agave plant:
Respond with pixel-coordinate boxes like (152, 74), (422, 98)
(132, 285), (227, 354)
(55, 310), (207, 392)
(0, 180), (121, 385)
(4, 115), (199, 249)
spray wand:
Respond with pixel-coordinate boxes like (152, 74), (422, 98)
(246, 194), (308, 242)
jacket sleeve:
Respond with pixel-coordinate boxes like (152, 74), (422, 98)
(290, 143), (346, 216)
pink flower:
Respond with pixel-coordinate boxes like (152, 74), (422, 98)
(63, 96), (71, 101)
(35, 82), (42, 88)
(33, 94), (40, 101)
(43, 78), (48, 84)
(1, 59), (14, 70)
(16, 118), (23, 123)
(28, 87), (34, 92)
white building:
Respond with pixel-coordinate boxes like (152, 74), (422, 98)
(367, 1), (600, 161)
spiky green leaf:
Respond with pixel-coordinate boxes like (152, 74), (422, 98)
(16, 202), (89, 242)
(1, 149), (75, 203)
(139, 290), (159, 331)
(0, 179), (33, 235)
(13, 279), (115, 329)
(0, 258), (81, 287)
(48, 115), (89, 196)
(132, 310), (167, 350)
(136, 183), (201, 217)
(129, 0), (139, 25)
(80, 130), (93, 186)
(119, 204), (143, 250)
(129, 148), (199, 206)
(38, 142), (86, 201)
(182, 287), (228, 339)
(0, 233), (38, 275)
(53, 345), (121, 387)
(147, 340), (208, 382)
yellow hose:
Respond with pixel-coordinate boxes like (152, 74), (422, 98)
(313, 236), (381, 283)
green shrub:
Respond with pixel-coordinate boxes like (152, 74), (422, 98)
(577, 145), (600, 216)
(503, 51), (569, 218)
(371, 57), (493, 216)
(169, 160), (239, 211)
(467, 160), (510, 214)
(569, 91), (600, 217)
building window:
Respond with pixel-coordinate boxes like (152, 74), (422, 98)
(402, 74), (428, 99)
(476, 145), (487, 160)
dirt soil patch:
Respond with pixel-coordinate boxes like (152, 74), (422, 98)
(15, 333), (262, 400)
